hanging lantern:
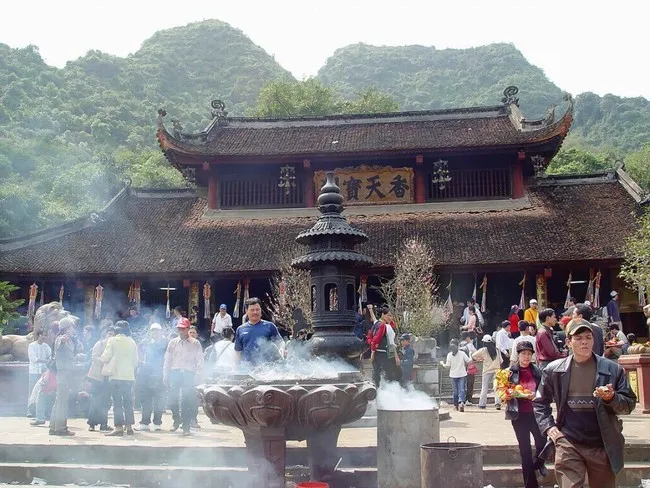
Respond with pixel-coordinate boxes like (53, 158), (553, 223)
(471, 273), (477, 302)
(59, 283), (65, 306)
(479, 274), (488, 313)
(28, 283), (38, 321)
(593, 270), (602, 308)
(564, 272), (572, 309)
(243, 279), (250, 304)
(134, 280), (141, 310)
(232, 281), (242, 318)
(431, 159), (452, 190)
(278, 165), (296, 195)
(518, 273), (526, 310)
(203, 282), (212, 319)
(531, 155), (546, 178)
(585, 269), (595, 303)
(39, 282), (45, 308)
(94, 284), (103, 320)
(165, 284), (171, 319)
(189, 282), (199, 324)
(536, 274), (547, 308)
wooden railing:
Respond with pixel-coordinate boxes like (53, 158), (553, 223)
(428, 167), (511, 201)
(219, 177), (304, 209)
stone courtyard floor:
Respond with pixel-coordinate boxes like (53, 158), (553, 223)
(2, 406), (649, 448)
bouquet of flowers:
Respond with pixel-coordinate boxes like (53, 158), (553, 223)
(495, 369), (533, 401)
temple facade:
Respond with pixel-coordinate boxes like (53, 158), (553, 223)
(1, 87), (647, 336)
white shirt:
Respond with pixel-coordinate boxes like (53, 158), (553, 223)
(510, 334), (537, 363)
(28, 341), (52, 375)
(461, 306), (484, 325)
(442, 351), (470, 378)
(214, 342), (237, 370)
(212, 312), (233, 334)
(496, 329), (512, 357)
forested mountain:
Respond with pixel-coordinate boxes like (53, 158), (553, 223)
(316, 43), (650, 153)
(1, 20), (648, 238)
(317, 43), (564, 119)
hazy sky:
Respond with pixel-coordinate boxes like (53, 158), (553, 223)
(2, 0), (649, 99)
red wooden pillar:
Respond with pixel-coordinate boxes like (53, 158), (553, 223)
(303, 159), (315, 206)
(414, 154), (426, 204)
(207, 167), (219, 210)
(511, 161), (524, 199)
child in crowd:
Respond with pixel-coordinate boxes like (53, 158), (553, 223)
(398, 334), (415, 386)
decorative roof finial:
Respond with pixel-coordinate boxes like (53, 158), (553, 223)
(211, 99), (229, 126)
(502, 86), (520, 106)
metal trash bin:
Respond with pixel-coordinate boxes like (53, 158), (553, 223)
(421, 437), (483, 488)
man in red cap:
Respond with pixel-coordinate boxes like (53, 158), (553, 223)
(163, 317), (204, 436)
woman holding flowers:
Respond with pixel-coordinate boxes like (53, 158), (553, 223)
(503, 341), (547, 488)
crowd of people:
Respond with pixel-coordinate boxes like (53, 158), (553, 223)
(436, 294), (637, 488)
(23, 290), (640, 488)
(25, 297), (292, 437)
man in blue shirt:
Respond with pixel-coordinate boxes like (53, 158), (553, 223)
(234, 297), (284, 366)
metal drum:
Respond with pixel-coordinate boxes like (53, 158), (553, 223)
(421, 437), (483, 488)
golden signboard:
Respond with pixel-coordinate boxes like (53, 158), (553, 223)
(629, 371), (639, 400)
(314, 166), (414, 205)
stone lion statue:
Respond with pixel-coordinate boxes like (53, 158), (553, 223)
(0, 302), (80, 362)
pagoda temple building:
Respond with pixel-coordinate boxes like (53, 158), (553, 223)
(1, 87), (648, 336)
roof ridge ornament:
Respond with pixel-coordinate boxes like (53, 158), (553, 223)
(157, 108), (167, 129)
(211, 99), (229, 126)
(501, 86), (520, 107)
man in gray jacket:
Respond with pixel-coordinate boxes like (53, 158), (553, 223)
(49, 317), (77, 436)
(534, 319), (636, 487)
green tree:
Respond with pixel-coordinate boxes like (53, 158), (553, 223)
(624, 144), (650, 191)
(377, 238), (449, 337)
(620, 210), (650, 297)
(0, 281), (24, 333)
(251, 79), (399, 117)
(547, 147), (612, 175)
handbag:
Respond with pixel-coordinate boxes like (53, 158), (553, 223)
(101, 356), (116, 377)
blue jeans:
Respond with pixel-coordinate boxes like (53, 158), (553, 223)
(168, 370), (198, 432)
(451, 376), (467, 406)
(28, 373), (41, 414)
(110, 380), (135, 427)
(36, 392), (53, 422)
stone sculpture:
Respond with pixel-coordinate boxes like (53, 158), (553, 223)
(0, 302), (79, 362)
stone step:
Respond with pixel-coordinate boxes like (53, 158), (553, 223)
(2, 442), (648, 467)
(1, 462), (648, 488)
(0, 444), (374, 469)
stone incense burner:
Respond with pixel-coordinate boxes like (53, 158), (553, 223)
(198, 173), (376, 487)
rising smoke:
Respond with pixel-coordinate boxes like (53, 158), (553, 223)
(376, 380), (438, 411)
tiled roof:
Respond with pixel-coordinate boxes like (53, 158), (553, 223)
(157, 102), (573, 159)
(0, 179), (639, 276)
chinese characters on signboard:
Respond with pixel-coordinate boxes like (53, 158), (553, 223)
(314, 166), (414, 205)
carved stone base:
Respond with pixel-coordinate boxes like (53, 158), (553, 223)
(307, 427), (342, 482)
(198, 379), (376, 487)
(244, 430), (286, 488)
